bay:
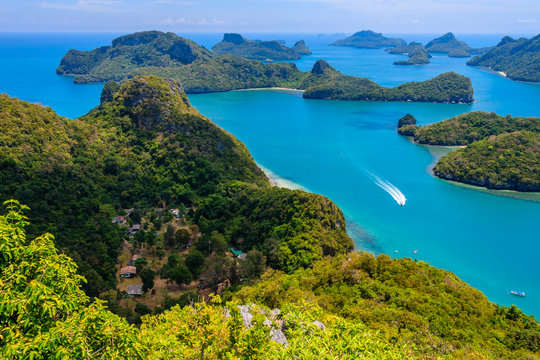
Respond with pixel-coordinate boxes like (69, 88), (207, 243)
(1, 32), (539, 316)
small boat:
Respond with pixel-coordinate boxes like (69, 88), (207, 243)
(510, 291), (526, 297)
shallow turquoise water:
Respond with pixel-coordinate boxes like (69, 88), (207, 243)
(1, 33), (539, 316)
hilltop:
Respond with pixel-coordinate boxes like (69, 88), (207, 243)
(211, 33), (311, 60)
(330, 30), (406, 48)
(467, 34), (540, 82)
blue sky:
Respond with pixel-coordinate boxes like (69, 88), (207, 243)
(0, 0), (538, 34)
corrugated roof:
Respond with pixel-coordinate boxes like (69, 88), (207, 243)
(127, 284), (142, 295)
(119, 266), (136, 275)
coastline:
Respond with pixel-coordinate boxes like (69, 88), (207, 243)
(233, 87), (305, 94)
(418, 141), (540, 202)
(257, 163), (307, 191)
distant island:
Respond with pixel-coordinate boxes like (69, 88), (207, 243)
(291, 40), (312, 55)
(57, 31), (474, 103)
(467, 34), (540, 82)
(330, 30), (405, 48)
(388, 33), (492, 65)
(393, 45), (431, 65)
(211, 33), (311, 60)
(301, 60), (473, 103)
(397, 111), (540, 191)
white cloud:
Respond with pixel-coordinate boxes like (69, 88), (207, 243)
(153, 0), (197, 4)
(154, 17), (225, 26)
(40, 0), (123, 12)
(517, 18), (537, 23)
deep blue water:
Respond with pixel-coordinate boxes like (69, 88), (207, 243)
(1, 32), (539, 316)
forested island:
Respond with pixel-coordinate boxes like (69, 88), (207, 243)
(393, 47), (431, 65)
(330, 30), (405, 48)
(301, 60), (473, 103)
(211, 33), (311, 60)
(467, 34), (540, 82)
(397, 111), (540, 191)
(425, 32), (490, 57)
(1, 80), (539, 359)
(434, 131), (540, 191)
(57, 31), (474, 103)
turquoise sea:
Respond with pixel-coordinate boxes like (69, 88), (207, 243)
(1, 32), (539, 316)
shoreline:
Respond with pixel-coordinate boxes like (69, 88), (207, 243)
(418, 141), (540, 202)
(233, 87), (305, 93)
(257, 163), (307, 191)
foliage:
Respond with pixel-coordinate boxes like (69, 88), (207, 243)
(411, 111), (540, 146)
(138, 298), (413, 359)
(0, 201), (144, 359)
(1, 202), (538, 359)
(301, 61), (473, 103)
(212, 33), (307, 60)
(331, 30), (406, 48)
(140, 267), (156, 292)
(434, 131), (540, 191)
(0, 77), (267, 296)
(233, 252), (540, 359)
(397, 114), (417, 128)
(468, 34), (540, 82)
(239, 249), (267, 279)
(195, 182), (353, 273)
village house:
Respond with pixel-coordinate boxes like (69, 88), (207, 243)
(112, 216), (125, 225)
(128, 224), (141, 235)
(126, 284), (142, 297)
(129, 254), (142, 266)
(119, 266), (137, 278)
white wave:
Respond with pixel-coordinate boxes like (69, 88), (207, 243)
(368, 172), (406, 206)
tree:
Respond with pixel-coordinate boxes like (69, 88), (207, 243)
(240, 249), (267, 279)
(167, 253), (181, 268)
(134, 257), (148, 273)
(0, 200), (144, 359)
(140, 268), (156, 293)
(185, 250), (205, 277)
(175, 228), (191, 248)
(164, 224), (176, 248)
(164, 264), (192, 285)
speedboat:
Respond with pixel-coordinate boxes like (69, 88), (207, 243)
(510, 290), (526, 297)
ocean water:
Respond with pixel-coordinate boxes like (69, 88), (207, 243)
(1, 32), (539, 316)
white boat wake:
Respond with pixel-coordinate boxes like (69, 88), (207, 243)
(368, 172), (406, 206)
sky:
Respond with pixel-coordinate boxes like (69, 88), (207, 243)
(0, 0), (538, 34)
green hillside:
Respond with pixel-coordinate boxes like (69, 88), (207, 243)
(434, 131), (540, 191)
(0, 77), (352, 297)
(467, 34), (540, 82)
